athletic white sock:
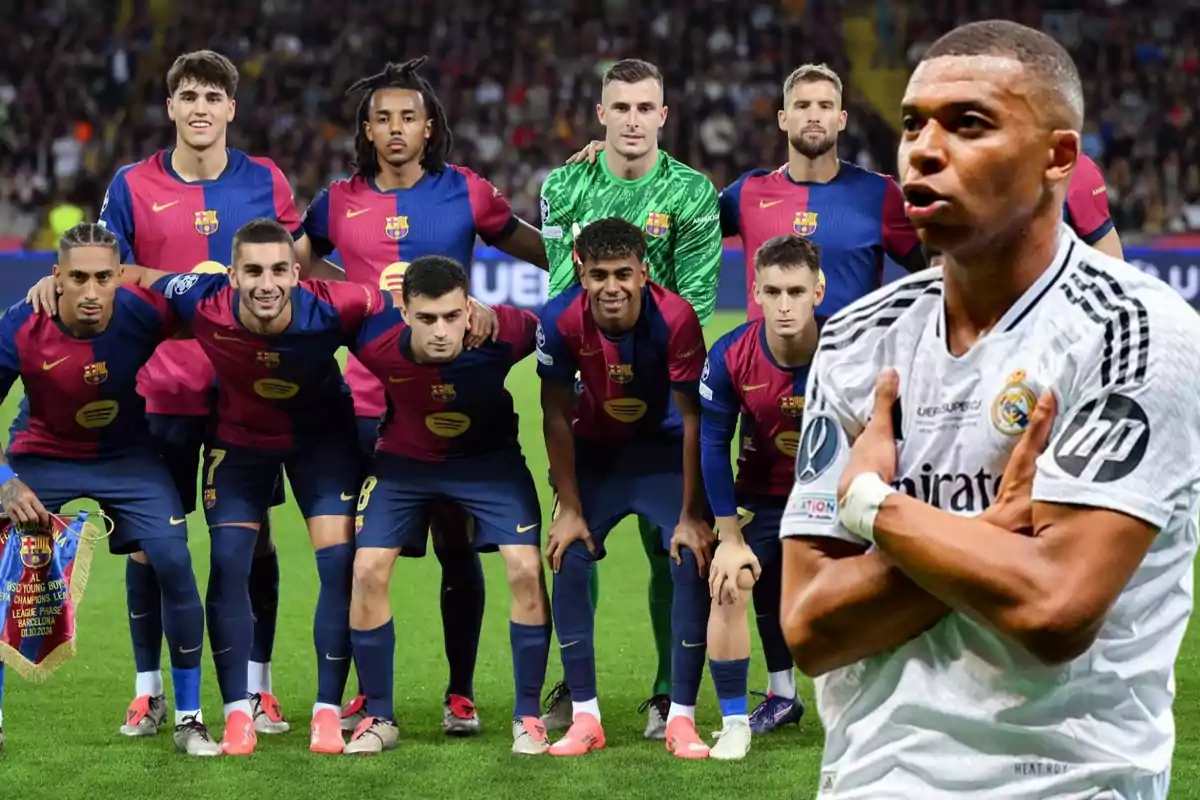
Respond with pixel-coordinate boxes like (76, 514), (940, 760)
(175, 709), (203, 726)
(572, 698), (601, 722)
(223, 699), (253, 720)
(0, 709), (5, 726)
(767, 669), (797, 700)
(667, 702), (695, 723)
(136, 670), (164, 698)
(723, 713), (750, 726)
(247, 661), (272, 695)
(313, 702), (339, 717)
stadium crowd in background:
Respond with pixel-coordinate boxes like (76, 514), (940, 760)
(2, 0), (1199, 249)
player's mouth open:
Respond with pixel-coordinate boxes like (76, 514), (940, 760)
(903, 185), (951, 219)
(599, 295), (626, 311)
(188, 120), (211, 129)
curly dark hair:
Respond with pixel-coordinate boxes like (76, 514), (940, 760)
(573, 217), (648, 266)
(346, 57), (451, 178)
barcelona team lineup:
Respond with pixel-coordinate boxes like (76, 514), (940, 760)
(1, 19), (1198, 799)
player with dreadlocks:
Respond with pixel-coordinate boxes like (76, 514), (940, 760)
(301, 57), (548, 740)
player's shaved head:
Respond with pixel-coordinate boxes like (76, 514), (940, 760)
(401, 255), (469, 306)
(919, 20), (1083, 131)
(574, 217), (647, 267)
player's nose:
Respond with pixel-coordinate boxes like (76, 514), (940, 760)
(903, 126), (949, 176)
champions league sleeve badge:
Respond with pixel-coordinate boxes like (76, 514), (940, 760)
(0, 511), (106, 680)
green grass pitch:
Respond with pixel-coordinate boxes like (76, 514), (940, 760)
(0, 310), (1197, 799)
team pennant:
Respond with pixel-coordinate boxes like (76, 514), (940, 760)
(0, 511), (100, 680)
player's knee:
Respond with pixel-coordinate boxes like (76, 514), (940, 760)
(710, 587), (751, 618)
(501, 546), (544, 602)
(352, 549), (392, 598)
(140, 538), (196, 592)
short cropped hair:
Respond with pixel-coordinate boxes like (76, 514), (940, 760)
(167, 50), (239, 98)
(574, 217), (647, 266)
(231, 218), (294, 263)
(603, 59), (663, 90)
(401, 255), (469, 305)
(783, 63), (843, 101)
(920, 20), (1083, 129)
(754, 234), (821, 273)
(60, 223), (119, 256)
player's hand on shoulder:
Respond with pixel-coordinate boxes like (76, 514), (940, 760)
(545, 508), (595, 572)
(0, 476), (49, 527)
(465, 299), (498, 349)
(980, 390), (1056, 535)
(837, 369), (901, 503)
(670, 517), (717, 577)
(26, 275), (61, 316)
(709, 540), (760, 605)
(565, 140), (606, 165)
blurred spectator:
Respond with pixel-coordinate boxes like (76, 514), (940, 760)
(5, 0), (1198, 250)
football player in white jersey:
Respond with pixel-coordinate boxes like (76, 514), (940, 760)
(779, 20), (1200, 800)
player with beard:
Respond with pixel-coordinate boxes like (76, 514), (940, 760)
(781, 20), (1200, 798)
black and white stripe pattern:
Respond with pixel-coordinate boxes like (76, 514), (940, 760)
(1061, 260), (1150, 389)
(817, 275), (944, 354)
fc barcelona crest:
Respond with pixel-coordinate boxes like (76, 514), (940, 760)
(645, 212), (670, 238)
(385, 216), (410, 241)
(779, 395), (805, 417)
(793, 211), (818, 237)
(256, 351), (281, 369)
(194, 210), (219, 236)
(608, 364), (634, 384)
(431, 383), (456, 403)
(83, 361), (108, 386)
(19, 534), (52, 569)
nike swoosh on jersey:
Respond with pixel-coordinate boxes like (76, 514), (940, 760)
(339, 492), (356, 501)
(345, 208), (370, 218)
(388, 376), (415, 383)
(579, 349), (603, 357)
(516, 523), (538, 533)
(742, 383), (770, 392)
(152, 200), (180, 212)
(42, 356), (69, 370)
(169, 516), (186, 525)
(759, 199), (783, 209)
(212, 332), (242, 341)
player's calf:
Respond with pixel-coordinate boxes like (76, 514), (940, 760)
(499, 544), (551, 755)
(665, 547), (712, 760)
(547, 542), (606, 757)
(349, 546), (401, 730)
(309, 516), (355, 755)
(707, 569), (756, 761)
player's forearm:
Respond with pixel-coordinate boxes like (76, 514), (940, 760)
(784, 547), (948, 676)
(496, 221), (549, 270)
(677, 396), (707, 519)
(543, 401), (582, 514)
(119, 264), (169, 288)
(872, 494), (1061, 656)
(305, 259), (346, 281)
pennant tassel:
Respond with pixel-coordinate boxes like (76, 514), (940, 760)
(0, 513), (100, 681)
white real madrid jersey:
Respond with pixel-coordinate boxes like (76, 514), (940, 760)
(782, 227), (1200, 799)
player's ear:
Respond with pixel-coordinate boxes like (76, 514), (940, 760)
(1045, 129), (1080, 188)
(751, 278), (760, 305)
(660, 105), (668, 127)
(423, 118), (432, 142)
(595, 103), (605, 125)
(776, 108), (788, 134)
(813, 268), (826, 307)
(837, 108), (847, 132)
(227, 98), (236, 123)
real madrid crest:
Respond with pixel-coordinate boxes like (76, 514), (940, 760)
(991, 369), (1036, 436)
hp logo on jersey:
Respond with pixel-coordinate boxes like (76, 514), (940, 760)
(1053, 393), (1149, 483)
(795, 414), (840, 484)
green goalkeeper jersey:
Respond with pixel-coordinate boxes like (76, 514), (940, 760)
(539, 151), (722, 325)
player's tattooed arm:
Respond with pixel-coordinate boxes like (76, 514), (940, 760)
(494, 218), (549, 270)
(0, 450), (49, 526)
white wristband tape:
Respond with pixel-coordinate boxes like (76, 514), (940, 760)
(839, 472), (896, 543)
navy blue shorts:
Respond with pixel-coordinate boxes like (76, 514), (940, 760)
(8, 451), (187, 555)
(147, 413), (285, 515)
(735, 495), (786, 567)
(558, 439), (686, 560)
(356, 449), (541, 556)
(200, 431), (360, 526)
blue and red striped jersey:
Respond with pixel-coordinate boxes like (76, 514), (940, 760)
(99, 148), (303, 417)
(1064, 153), (1115, 245)
(0, 287), (178, 458)
(150, 273), (388, 450)
(699, 320), (810, 516)
(351, 304), (537, 460)
(535, 281), (706, 445)
(719, 162), (920, 320)
(301, 166), (517, 420)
